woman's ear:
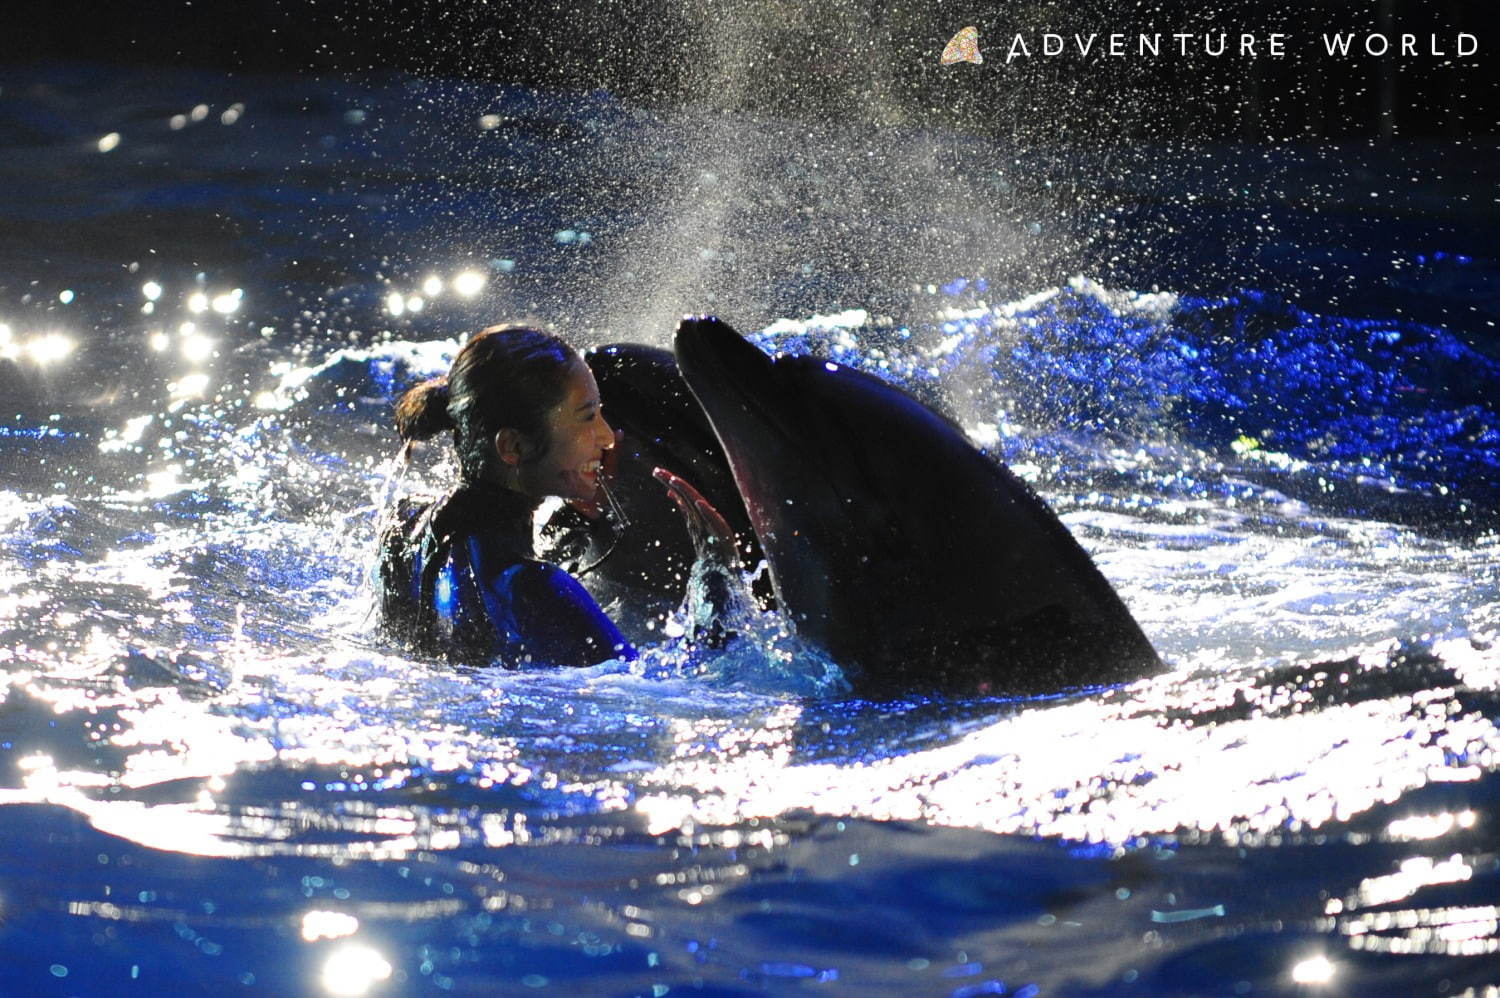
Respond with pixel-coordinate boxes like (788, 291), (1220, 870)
(494, 428), (524, 466)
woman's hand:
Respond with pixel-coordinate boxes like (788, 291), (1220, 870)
(652, 467), (742, 571)
(654, 467), (746, 648)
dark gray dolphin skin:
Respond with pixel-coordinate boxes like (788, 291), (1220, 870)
(673, 315), (1163, 697)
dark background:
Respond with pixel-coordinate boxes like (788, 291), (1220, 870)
(8, 0), (1497, 142)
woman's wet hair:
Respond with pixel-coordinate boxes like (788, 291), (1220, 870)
(394, 323), (579, 481)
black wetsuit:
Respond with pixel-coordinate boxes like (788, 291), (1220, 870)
(377, 482), (636, 667)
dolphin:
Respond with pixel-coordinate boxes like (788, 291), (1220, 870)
(671, 315), (1162, 697)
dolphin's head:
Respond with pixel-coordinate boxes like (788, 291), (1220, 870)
(674, 315), (1161, 695)
(674, 316), (876, 540)
(675, 314), (968, 556)
(674, 315), (979, 670)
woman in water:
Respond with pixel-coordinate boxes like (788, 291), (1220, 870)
(377, 323), (738, 667)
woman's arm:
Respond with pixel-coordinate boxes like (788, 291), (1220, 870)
(505, 561), (638, 667)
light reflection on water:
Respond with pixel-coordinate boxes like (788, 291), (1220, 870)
(16, 629), (1491, 855)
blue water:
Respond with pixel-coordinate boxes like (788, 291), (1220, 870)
(2, 62), (1499, 995)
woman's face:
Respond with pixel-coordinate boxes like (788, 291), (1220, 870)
(517, 359), (616, 503)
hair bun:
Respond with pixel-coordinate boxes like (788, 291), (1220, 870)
(394, 376), (455, 441)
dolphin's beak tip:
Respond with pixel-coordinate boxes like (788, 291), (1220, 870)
(675, 316), (754, 378)
(674, 314), (718, 351)
(675, 314), (738, 339)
